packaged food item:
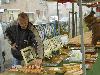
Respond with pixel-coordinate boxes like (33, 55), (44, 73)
(63, 63), (82, 74)
(9, 63), (43, 74)
(69, 31), (92, 45)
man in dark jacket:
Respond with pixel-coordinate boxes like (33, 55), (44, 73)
(5, 12), (38, 65)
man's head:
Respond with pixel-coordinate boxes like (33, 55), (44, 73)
(90, 10), (95, 16)
(18, 12), (29, 29)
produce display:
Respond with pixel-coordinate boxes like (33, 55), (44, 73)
(45, 67), (63, 74)
(68, 45), (98, 69)
(85, 52), (97, 61)
(9, 65), (43, 73)
(85, 47), (98, 69)
(5, 45), (84, 75)
(96, 42), (100, 47)
(43, 35), (68, 58)
(69, 31), (92, 45)
(63, 63), (83, 75)
(8, 63), (83, 75)
(9, 59), (43, 74)
(69, 50), (82, 62)
(44, 63), (83, 75)
(64, 70), (83, 75)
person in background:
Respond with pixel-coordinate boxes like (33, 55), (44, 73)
(0, 23), (5, 71)
(5, 12), (43, 66)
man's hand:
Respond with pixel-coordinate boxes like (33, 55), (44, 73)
(11, 43), (17, 49)
(32, 58), (42, 68)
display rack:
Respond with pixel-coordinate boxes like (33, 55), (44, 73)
(67, 44), (98, 70)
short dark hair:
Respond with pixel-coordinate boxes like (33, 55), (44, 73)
(18, 12), (28, 19)
(90, 10), (95, 15)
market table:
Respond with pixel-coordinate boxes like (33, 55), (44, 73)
(0, 71), (43, 75)
(0, 48), (83, 75)
(0, 54), (66, 75)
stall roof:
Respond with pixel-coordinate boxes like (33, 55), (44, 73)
(47, 0), (100, 3)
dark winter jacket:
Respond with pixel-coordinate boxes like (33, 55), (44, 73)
(5, 23), (37, 60)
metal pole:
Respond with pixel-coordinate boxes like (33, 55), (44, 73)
(72, 2), (75, 38)
(68, 12), (70, 34)
(75, 12), (77, 36)
(57, 1), (60, 35)
(78, 0), (86, 75)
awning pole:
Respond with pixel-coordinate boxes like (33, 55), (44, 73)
(68, 12), (70, 34)
(57, 1), (60, 34)
(75, 12), (77, 36)
(78, 0), (86, 75)
(72, 2), (75, 37)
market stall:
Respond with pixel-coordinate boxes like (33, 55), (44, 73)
(0, 0), (100, 75)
